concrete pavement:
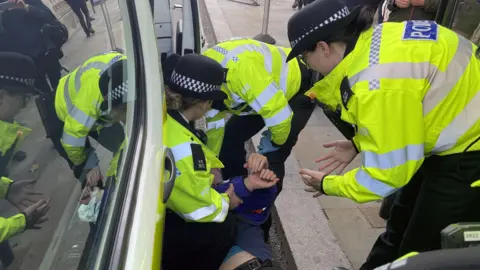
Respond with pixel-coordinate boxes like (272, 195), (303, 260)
(202, 0), (385, 269)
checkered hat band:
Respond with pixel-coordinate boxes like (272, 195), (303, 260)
(290, 6), (350, 47)
(107, 80), (128, 101)
(171, 70), (221, 93)
(0, 75), (35, 87)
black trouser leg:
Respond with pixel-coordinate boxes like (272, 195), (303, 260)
(72, 7), (90, 35)
(45, 58), (61, 91)
(361, 151), (480, 270)
(80, 3), (92, 30)
(219, 115), (265, 179)
(162, 212), (237, 270)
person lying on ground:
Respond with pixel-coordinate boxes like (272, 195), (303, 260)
(214, 153), (281, 270)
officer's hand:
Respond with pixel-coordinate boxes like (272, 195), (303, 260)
(244, 169), (279, 191)
(86, 167), (103, 187)
(6, 179), (43, 211)
(394, 0), (410, 8)
(314, 140), (357, 175)
(244, 153), (269, 173)
(8, 0), (26, 8)
(22, 198), (50, 229)
(299, 169), (326, 198)
(226, 184), (243, 210)
(211, 168), (223, 185)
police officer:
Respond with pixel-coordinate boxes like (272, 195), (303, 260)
(286, 0), (480, 269)
(203, 40), (314, 185)
(0, 52), (50, 243)
(202, 38), (315, 239)
(49, 51), (127, 181)
(161, 53), (239, 270)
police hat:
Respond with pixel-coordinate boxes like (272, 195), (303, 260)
(0, 52), (39, 94)
(162, 53), (181, 85)
(286, 0), (360, 62)
(167, 54), (227, 101)
(99, 58), (128, 112)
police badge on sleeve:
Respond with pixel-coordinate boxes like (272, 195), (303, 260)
(402, 21), (438, 41)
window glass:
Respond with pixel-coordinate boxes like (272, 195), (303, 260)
(0, 0), (138, 268)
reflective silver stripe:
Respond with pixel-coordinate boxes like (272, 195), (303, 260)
(263, 105), (292, 127)
(212, 198), (229, 222)
(278, 49), (289, 94)
(207, 119), (225, 130)
(249, 83), (278, 112)
(368, 24), (383, 90)
(70, 107), (97, 129)
(61, 132), (87, 147)
(74, 55), (124, 92)
(205, 109), (220, 119)
(349, 62), (433, 88)
(219, 43), (273, 74)
(171, 142), (193, 161)
(355, 168), (397, 197)
(432, 89), (480, 153)
(63, 74), (74, 112)
(362, 144), (424, 170)
(423, 36), (473, 115)
(180, 203), (218, 221)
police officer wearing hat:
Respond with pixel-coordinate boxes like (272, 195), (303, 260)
(287, 0), (480, 269)
(0, 52), (50, 248)
(162, 53), (239, 270)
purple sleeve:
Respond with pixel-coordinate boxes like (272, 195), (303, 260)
(212, 176), (251, 199)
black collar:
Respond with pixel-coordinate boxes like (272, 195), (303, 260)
(167, 109), (208, 144)
(344, 32), (361, 58)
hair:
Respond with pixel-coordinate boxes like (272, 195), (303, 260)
(307, 6), (375, 51)
(165, 88), (204, 111)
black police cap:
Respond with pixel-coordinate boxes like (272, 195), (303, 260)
(286, 0), (360, 62)
(167, 54), (227, 101)
(99, 58), (128, 111)
(0, 52), (39, 93)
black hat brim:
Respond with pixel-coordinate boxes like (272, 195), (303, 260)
(286, 6), (361, 62)
(1, 82), (43, 96)
(167, 82), (228, 101)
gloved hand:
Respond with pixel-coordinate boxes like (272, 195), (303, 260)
(257, 130), (280, 155)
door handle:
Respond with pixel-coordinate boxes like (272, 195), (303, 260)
(163, 148), (176, 203)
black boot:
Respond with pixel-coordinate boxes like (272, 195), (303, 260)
(90, 28), (95, 34)
(13, 151), (27, 162)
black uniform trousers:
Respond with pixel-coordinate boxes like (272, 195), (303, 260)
(219, 65), (315, 240)
(71, 2), (93, 36)
(34, 54), (62, 94)
(162, 211), (237, 270)
(360, 150), (480, 270)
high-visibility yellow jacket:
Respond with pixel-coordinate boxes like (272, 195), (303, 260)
(55, 52), (126, 166)
(307, 21), (480, 203)
(203, 38), (303, 155)
(0, 121), (31, 242)
(0, 121), (32, 243)
(164, 110), (230, 222)
(0, 177), (26, 242)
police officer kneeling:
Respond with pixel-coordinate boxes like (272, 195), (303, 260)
(286, 0), (480, 269)
(162, 54), (239, 270)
